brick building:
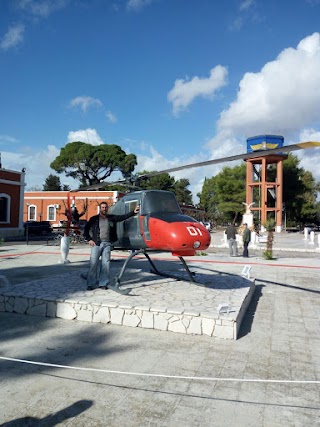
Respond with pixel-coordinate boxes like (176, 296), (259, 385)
(24, 190), (124, 226)
(0, 165), (26, 238)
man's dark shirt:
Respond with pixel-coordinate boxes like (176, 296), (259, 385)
(225, 225), (237, 240)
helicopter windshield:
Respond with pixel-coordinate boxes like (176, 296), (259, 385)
(142, 191), (181, 215)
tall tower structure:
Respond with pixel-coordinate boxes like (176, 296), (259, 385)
(245, 135), (287, 233)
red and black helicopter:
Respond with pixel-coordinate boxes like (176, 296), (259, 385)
(73, 140), (320, 294)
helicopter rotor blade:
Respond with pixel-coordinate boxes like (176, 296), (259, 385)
(72, 178), (129, 192)
(74, 141), (320, 191)
(137, 141), (320, 178)
(79, 177), (144, 192)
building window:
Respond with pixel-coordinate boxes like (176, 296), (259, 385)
(0, 194), (10, 223)
(28, 205), (36, 221)
(48, 205), (56, 221)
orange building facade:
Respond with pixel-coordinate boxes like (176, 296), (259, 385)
(24, 190), (124, 226)
(0, 167), (26, 237)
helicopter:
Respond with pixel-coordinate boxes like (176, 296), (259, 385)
(105, 189), (211, 294)
(77, 139), (320, 294)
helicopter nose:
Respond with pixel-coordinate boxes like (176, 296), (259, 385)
(193, 240), (201, 249)
(146, 218), (211, 254)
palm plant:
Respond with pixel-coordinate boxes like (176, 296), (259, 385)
(263, 218), (275, 259)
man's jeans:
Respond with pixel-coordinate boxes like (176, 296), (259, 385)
(228, 238), (238, 256)
(87, 242), (111, 288)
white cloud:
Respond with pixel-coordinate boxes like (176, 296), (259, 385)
(1, 128), (107, 190)
(217, 33), (320, 138)
(16, 0), (69, 18)
(134, 144), (230, 203)
(305, 0), (320, 5)
(0, 135), (19, 144)
(4, 33), (320, 199)
(1, 144), (69, 190)
(167, 65), (228, 116)
(67, 128), (105, 146)
(295, 128), (320, 183)
(202, 32), (320, 186)
(0, 24), (25, 50)
(229, 0), (259, 31)
(240, 0), (255, 12)
(126, 0), (153, 12)
(69, 96), (103, 113)
(106, 110), (117, 123)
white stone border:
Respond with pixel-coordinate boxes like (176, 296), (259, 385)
(0, 281), (256, 340)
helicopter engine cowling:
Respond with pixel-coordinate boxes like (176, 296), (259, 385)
(140, 214), (211, 256)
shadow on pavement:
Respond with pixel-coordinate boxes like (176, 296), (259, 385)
(0, 313), (132, 381)
(255, 278), (320, 294)
(237, 284), (264, 339)
(0, 399), (93, 426)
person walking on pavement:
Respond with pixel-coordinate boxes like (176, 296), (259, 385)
(225, 222), (239, 257)
(83, 201), (140, 290)
(242, 223), (251, 258)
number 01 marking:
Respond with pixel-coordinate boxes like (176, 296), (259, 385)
(187, 226), (203, 236)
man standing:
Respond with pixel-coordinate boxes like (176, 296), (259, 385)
(83, 201), (140, 290)
(225, 223), (238, 257)
(242, 223), (251, 258)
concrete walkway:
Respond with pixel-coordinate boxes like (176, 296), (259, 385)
(210, 229), (320, 254)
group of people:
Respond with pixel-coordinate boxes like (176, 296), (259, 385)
(225, 223), (251, 258)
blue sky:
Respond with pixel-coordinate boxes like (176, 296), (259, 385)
(1, 0), (320, 201)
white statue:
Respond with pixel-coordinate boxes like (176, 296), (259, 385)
(242, 202), (255, 214)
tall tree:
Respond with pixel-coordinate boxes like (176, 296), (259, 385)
(173, 178), (193, 205)
(43, 174), (62, 191)
(50, 141), (137, 188)
(138, 172), (175, 191)
(198, 154), (320, 226)
(137, 172), (193, 205)
(299, 170), (319, 224)
(282, 154), (319, 225)
(214, 164), (247, 223)
(198, 176), (218, 222)
(198, 164), (246, 223)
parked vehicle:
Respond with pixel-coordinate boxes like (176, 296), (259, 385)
(201, 221), (212, 232)
(57, 219), (87, 230)
(300, 224), (320, 234)
(78, 219), (87, 230)
(23, 221), (53, 236)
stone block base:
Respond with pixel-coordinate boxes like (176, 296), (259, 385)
(0, 271), (255, 340)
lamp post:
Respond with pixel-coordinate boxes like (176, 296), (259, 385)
(26, 203), (30, 245)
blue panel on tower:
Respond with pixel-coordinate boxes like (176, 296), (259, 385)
(246, 135), (284, 153)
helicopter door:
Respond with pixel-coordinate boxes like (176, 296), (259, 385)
(121, 199), (143, 247)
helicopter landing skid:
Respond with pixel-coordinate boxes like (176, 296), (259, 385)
(107, 282), (131, 295)
(147, 253), (197, 283)
(109, 249), (203, 295)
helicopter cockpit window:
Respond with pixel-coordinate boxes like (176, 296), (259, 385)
(142, 192), (181, 215)
(125, 200), (138, 214)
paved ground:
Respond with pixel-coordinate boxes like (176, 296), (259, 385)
(0, 232), (319, 426)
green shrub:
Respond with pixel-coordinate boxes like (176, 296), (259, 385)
(196, 251), (208, 256)
(263, 250), (275, 260)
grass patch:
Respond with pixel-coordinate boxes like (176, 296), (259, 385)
(196, 251), (208, 256)
(262, 250), (276, 260)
